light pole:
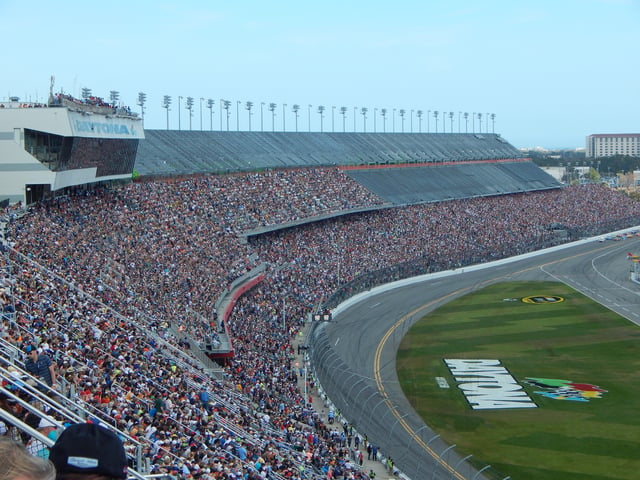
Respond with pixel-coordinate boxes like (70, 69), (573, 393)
(331, 106), (335, 132)
(236, 100), (241, 131)
(340, 106), (347, 132)
(308, 104), (312, 132)
(137, 92), (146, 121)
(178, 96), (183, 131)
(464, 112), (469, 133)
(491, 113), (496, 133)
(317, 105), (325, 132)
(163, 95), (171, 130)
(246, 101), (253, 131)
(207, 99), (214, 131)
(449, 111), (454, 133)
(410, 109), (414, 133)
(361, 107), (367, 132)
(186, 96), (194, 130)
(282, 103), (287, 131)
(442, 110), (446, 133)
(458, 111), (462, 133)
(381, 108), (387, 132)
(417, 110), (423, 132)
(434, 110), (439, 133)
(399, 109), (405, 132)
(199, 97), (204, 131)
(81, 87), (92, 101)
(110, 90), (119, 108)
(223, 100), (231, 131)
(427, 109), (431, 132)
(477, 112), (483, 133)
(374, 107), (377, 133)
(260, 102), (265, 131)
(353, 106), (357, 132)
(486, 112), (490, 133)
(392, 108), (396, 133)
(472, 112), (475, 133)
(292, 104), (300, 132)
(269, 102), (277, 132)
(219, 98), (224, 131)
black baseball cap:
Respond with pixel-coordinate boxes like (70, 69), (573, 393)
(50, 423), (128, 479)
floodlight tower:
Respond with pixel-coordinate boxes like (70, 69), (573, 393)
(186, 96), (194, 130)
(416, 110), (423, 132)
(292, 104), (300, 132)
(246, 101), (254, 131)
(269, 102), (277, 132)
(222, 99), (231, 131)
(317, 105), (325, 132)
(81, 87), (92, 101)
(137, 92), (146, 120)
(433, 110), (439, 133)
(178, 96), (183, 131)
(207, 99), (214, 131)
(380, 108), (387, 133)
(361, 107), (368, 132)
(163, 95), (172, 130)
(399, 109), (406, 133)
(340, 106), (347, 132)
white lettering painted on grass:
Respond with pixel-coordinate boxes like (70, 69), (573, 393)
(445, 359), (537, 410)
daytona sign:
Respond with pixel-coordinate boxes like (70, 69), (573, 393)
(444, 359), (537, 410)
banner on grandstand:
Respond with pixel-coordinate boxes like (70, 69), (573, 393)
(445, 359), (537, 410)
(69, 111), (143, 139)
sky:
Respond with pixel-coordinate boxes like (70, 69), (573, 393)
(1, 0), (638, 149)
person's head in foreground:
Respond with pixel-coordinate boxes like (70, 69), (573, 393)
(49, 424), (127, 480)
(0, 437), (55, 480)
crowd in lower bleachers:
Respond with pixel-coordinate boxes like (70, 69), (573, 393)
(2, 167), (640, 480)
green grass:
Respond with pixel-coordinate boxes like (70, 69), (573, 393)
(396, 281), (640, 480)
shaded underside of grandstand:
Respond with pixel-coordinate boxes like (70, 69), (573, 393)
(135, 131), (524, 176)
(344, 161), (560, 205)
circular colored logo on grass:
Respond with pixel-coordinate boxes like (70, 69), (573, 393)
(521, 295), (564, 304)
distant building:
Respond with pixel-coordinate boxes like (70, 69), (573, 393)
(586, 133), (640, 158)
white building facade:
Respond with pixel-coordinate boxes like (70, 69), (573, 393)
(586, 133), (640, 158)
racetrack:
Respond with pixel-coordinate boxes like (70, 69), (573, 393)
(311, 235), (640, 479)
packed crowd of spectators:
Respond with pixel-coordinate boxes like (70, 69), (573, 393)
(2, 167), (640, 480)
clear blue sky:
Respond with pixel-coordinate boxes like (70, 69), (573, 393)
(1, 0), (638, 149)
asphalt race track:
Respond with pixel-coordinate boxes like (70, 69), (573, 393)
(316, 235), (640, 480)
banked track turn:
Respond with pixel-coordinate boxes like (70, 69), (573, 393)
(311, 235), (640, 480)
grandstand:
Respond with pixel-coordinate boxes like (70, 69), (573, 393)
(135, 130), (560, 208)
(136, 130), (524, 175)
(4, 103), (636, 480)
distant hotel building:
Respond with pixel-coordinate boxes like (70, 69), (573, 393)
(586, 133), (640, 158)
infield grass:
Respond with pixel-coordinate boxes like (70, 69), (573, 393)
(396, 281), (640, 480)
